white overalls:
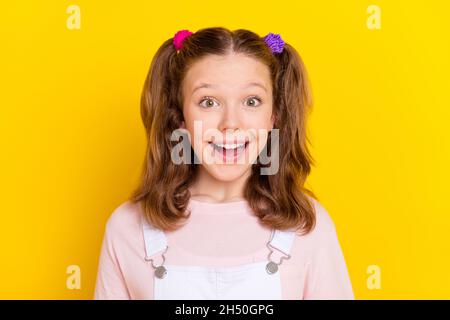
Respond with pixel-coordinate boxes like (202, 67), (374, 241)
(142, 217), (296, 300)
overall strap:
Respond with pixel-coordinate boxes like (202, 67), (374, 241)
(141, 214), (167, 258)
(142, 213), (296, 257)
(268, 229), (296, 256)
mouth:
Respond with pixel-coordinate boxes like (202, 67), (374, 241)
(207, 140), (250, 163)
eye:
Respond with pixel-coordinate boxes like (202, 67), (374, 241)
(245, 96), (262, 107)
(198, 96), (219, 108)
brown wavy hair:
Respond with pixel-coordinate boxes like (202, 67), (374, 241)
(130, 27), (317, 235)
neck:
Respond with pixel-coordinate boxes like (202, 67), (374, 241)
(189, 166), (251, 203)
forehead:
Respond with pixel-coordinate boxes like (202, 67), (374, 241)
(183, 53), (271, 94)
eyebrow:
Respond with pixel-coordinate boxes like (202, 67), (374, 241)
(191, 82), (267, 94)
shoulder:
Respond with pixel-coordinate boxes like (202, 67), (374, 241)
(292, 196), (338, 248)
(307, 196), (337, 236)
(289, 196), (340, 259)
(103, 200), (143, 241)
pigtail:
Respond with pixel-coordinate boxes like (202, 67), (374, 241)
(131, 39), (192, 231)
(140, 40), (173, 136)
(276, 43), (314, 168)
(252, 43), (317, 235)
(279, 44), (312, 111)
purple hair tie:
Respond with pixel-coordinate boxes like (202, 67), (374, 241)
(173, 29), (194, 51)
(263, 33), (285, 54)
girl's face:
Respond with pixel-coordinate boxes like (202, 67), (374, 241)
(180, 53), (275, 183)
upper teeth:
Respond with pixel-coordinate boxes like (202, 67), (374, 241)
(212, 143), (246, 149)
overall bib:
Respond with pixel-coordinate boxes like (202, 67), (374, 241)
(142, 218), (296, 300)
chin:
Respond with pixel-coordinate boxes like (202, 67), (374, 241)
(202, 164), (252, 182)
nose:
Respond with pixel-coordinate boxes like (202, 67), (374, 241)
(218, 104), (242, 134)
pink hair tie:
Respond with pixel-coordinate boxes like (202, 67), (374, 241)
(173, 29), (193, 51)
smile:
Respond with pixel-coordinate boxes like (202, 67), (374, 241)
(207, 141), (250, 163)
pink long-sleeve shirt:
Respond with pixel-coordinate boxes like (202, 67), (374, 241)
(94, 197), (354, 299)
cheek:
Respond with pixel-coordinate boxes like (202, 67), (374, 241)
(184, 118), (218, 148)
(244, 105), (274, 128)
(245, 113), (274, 137)
(247, 115), (274, 153)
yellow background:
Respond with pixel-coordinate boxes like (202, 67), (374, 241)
(1, 1), (449, 299)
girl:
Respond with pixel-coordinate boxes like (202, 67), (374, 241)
(94, 27), (354, 299)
